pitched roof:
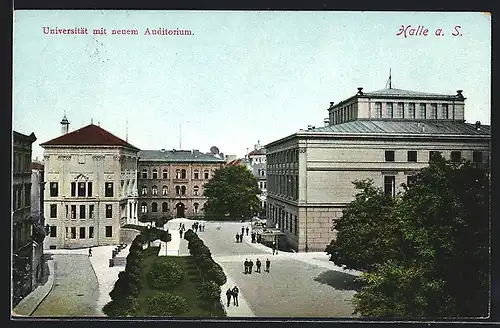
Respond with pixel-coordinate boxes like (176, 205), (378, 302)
(248, 148), (266, 156)
(362, 88), (459, 99)
(40, 124), (140, 151)
(138, 149), (226, 163)
(306, 120), (491, 136)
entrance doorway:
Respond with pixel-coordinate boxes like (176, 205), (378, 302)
(176, 202), (185, 218)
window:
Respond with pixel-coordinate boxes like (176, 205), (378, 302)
(473, 151), (483, 163)
(261, 170), (265, 176)
(89, 205), (94, 219)
(193, 186), (199, 196)
(408, 103), (416, 119)
(407, 175), (417, 187)
(78, 155), (85, 164)
(386, 102), (393, 118)
(441, 104), (449, 119)
(294, 215), (298, 235)
(375, 102), (382, 118)
(71, 205), (76, 219)
(384, 176), (395, 197)
(162, 169), (168, 179)
(88, 182), (92, 197)
(50, 226), (57, 237)
(429, 151), (441, 162)
(105, 182), (113, 197)
(89, 226), (94, 238)
(204, 170), (209, 179)
(151, 202), (158, 212)
(50, 204), (57, 218)
(162, 186), (168, 196)
(193, 170), (199, 179)
(141, 202), (148, 213)
(79, 205), (86, 219)
(181, 169), (187, 179)
(451, 151), (462, 162)
(419, 103), (426, 119)
(385, 150), (395, 162)
(78, 182), (86, 197)
(176, 169), (181, 179)
(162, 202), (168, 212)
(397, 102), (404, 118)
(71, 227), (76, 239)
(142, 169), (148, 179)
(71, 182), (76, 196)
(194, 202), (199, 213)
(176, 186), (180, 195)
(181, 186), (186, 195)
(65, 227), (69, 238)
(65, 205), (68, 218)
(106, 204), (112, 218)
(50, 182), (58, 197)
(152, 186), (158, 196)
(79, 227), (86, 238)
(142, 186), (147, 195)
(430, 103), (437, 119)
(152, 169), (158, 179)
(407, 151), (418, 162)
(25, 184), (31, 206)
(105, 226), (112, 237)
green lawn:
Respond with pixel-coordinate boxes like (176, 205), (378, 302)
(136, 247), (225, 317)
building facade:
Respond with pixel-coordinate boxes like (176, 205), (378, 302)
(41, 117), (140, 249)
(247, 141), (267, 217)
(12, 131), (43, 307)
(138, 149), (226, 219)
(30, 161), (46, 294)
(266, 87), (491, 252)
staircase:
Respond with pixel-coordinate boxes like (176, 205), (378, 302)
(109, 244), (128, 267)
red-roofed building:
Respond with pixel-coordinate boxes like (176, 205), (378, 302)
(40, 117), (141, 249)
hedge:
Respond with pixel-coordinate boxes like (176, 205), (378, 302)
(146, 292), (189, 316)
(148, 257), (185, 289)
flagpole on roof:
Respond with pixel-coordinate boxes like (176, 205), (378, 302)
(389, 68), (392, 89)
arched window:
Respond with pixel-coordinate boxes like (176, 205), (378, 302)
(193, 169), (199, 180)
(162, 186), (168, 196)
(152, 185), (158, 196)
(141, 186), (147, 195)
(141, 169), (148, 179)
(141, 202), (148, 213)
(193, 185), (199, 196)
(181, 169), (187, 179)
(194, 202), (199, 213)
(152, 169), (158, 179)
(151, 202), (158, 212)
(162, 202), (168, 212)
(176, 169), (181, 179)
(204, 169), (209, 179)
(181, 186), (186, 195)
(176, 186), (180, 195)
(162, 169), (168, 179)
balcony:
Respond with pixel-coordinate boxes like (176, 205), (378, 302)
(172, 178), (188, 183)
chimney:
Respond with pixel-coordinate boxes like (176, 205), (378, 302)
(329, 102), (335, 108)
(475, 121), (481, 131)
(323, 117), (330, 126)
(357, 87), (364, 95)
(457, 90), (464, 99)
(60, 114), (70, 135)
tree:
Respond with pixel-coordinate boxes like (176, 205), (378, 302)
(202, 165), (261, 218)
(328, 154), (490, 317)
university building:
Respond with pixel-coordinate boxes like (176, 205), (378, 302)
(41, 116), (140, 249)
(266, 86), (491, 252)
(137, 149), (225, 219)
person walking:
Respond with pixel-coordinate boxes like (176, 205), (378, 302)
(244, 259), (249, 274)
(226, 288), (233, 307)
(88, 247), (92, 257)
(251, 233), (255, 243)
(248, 259), (254, 274)
(245, 227), (249, 236)
(265, 258), (271, 273)
(256, 258), (261, 273)
(240, 233), (244, 242)
(180, 230), (184, 238)
(232, 286), (239, 306)
(236, 233), (240, 243)
(241, 226), (245, 235)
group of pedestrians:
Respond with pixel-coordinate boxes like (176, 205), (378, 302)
(243, 258), (270, 274)
(192, 221), (205, 232)
(235, 226), (250, 243)
(225, 286), (239, 307)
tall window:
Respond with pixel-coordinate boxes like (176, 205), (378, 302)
(204, 170), (209, 179)
(181, 169), (187, 179)
(162, 169), (168, 179)
(162, 186), (168, 196)
(386, 102), (393, 118)
(50, 204), (57, 218)
(384, 176), (395, 197)
(397, 102), (404, 118)
(50, 182), (58, 197)
(71, 182), (76, 197)
(473, 151), (483, 163)
(105, 226), (112, 237)
(193, 170), (199, 179)
(151, 202), (158, 212)
(430, 103), (437, 119)
(429, 151), (441, 162)
(181, 186), (186, 195)
(162, 202), (168, 212)
(50, 226), (57, 237)
(451, 151), (462, 162)
(441, 104), (449, 119)
(176, 169), (181, 179)
(407, 151), (418, 162)
(142, 186), (147, 195)
(152, 186), (158, 196)
(89, 226), (94, 238)
(71, 227), (76, 239)
(142, 169), (148, 179)
(385, 150), (395, 162)
(419, 103), (426, 119)
(71, 205), (76, 219)
(105, 182), (113, 197)
(88, 182), (92, 197)
(89, 205), (94, 219)
(106, 204), (112, 218)
(152, 169), (158, 179)
(194, 203), (199, 213)
(375, 102), (382, 118)
(141, 202), (148, 213)
(79, 205), (85, 219)
(294, 215), (298, 235)
(193, 186), (199, 196)
(407, 103), (415, 119)
(79, 227), (86, 239)
(78, 182), (86, 197)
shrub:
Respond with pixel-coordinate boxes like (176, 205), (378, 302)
(103, 296), (140, 317)
(148, 258), (185, 289)
(197, 280), (221, 303)
(206, 266), (227, 286)
(109, 273), (140, 300)
(184, 229), (196, 241)
(146, 292), (188, 316)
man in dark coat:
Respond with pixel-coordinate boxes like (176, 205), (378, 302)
(232, 286), (239, 306)
(226, 288), (233, 307)
(245, 227), (249, 235)
(241, 226), (245, 235)
(236, 233), (240, 243)
(244, 259), (249, 274)
(256, 258), (262, 273)
(265, 258), (271, 272)
(248, 259), (254, 274)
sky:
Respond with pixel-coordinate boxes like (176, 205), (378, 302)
(13, 11), (491, 160)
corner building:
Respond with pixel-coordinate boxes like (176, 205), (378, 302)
(41, 118), (140, 249)
(266, 87), (491, 252)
